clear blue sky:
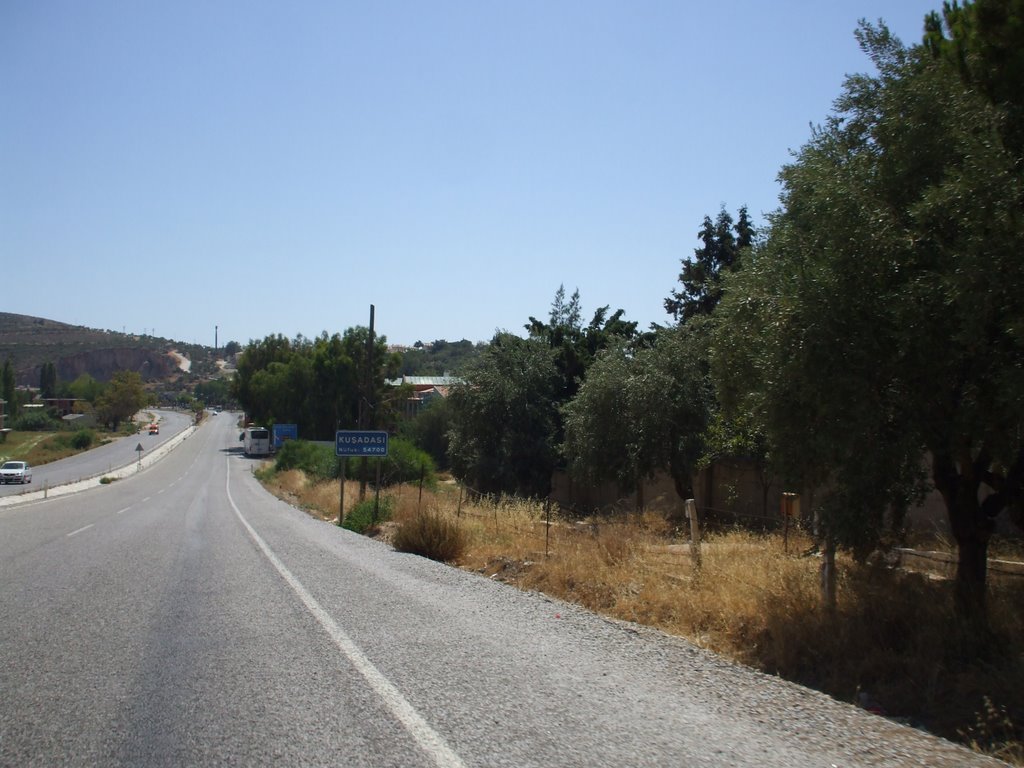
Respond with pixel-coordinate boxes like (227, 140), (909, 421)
(2, 1), (939, 349)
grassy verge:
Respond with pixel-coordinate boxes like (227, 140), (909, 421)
(258, 469), (1024, 765)
(0, 423), (136, 466)
(0, 429), (114, 467)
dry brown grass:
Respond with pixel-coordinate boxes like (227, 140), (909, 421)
(258, 471), (1024, 763)
(257, 467), (361, 522)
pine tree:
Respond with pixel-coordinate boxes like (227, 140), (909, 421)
(2, 358), (17, 420)
(39, 362), (57, 399)
(665, 206), (755, 323)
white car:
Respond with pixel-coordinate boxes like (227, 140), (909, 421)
(0, 461), (33, 484)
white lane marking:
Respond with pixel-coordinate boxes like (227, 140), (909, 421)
(116, 507), (131, 515)
(67, 524), (94, 537)
(225, 458), (466, 768)
(142, 496), (151, 502)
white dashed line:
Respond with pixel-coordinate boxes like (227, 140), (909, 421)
(67, 524), (94, 537)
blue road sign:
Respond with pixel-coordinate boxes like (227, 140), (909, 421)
(273, 423), (298, 449)
(335, 430), (389, 457)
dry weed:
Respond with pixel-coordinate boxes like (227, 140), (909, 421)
(257, 473), (1024, 763)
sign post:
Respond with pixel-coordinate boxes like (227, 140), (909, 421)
(336, 431), (389, 526)
(781, 492), (800, 554)
(135, 442), (144, 471)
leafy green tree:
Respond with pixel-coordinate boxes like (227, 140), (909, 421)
(12, 411), (58, 431)
(96, 370), (147, 430)
(561, 345), (634, 497)
(232, 334), (293, 420)
(39, 362), (57, 399)
(63, 373), (103, 404)
(711, 20), (1024, 620)
(193, 378), (230, 407)
(399, 339), (480, 377)
(526, 285), (640, 405)
(339, 327), (400, 428)
(399, 396), (452, 470)
(446, 288), (638, 497)
(232, 329), (398, 440)
(307, 332), (356, 437)
(380, 436), (437, 487)
(924, 0), (1024, 155)
(563, 325), (712, 510)
(447, 333), (560, 497)
(665, 207), (755, 323)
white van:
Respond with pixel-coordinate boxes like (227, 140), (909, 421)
(240, 426), (272, 457)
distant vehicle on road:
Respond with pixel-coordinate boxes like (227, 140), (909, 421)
(149, 423), (159, 435)
(0, 461), (33, 484)
(240, 427), (271, 457)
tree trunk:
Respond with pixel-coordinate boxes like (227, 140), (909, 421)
(819, 535), (836, 611)
(955, 534), (989, 621)
(933, 452), (991, 626)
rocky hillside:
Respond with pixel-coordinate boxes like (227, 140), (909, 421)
(0, 313), (194, 386)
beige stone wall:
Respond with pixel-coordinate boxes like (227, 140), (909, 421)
(550, 458), (786, 525)
(550, 459), (1024, 538)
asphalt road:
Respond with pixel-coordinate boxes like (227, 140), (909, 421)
(0, 410), (193, 497)
(0, 414), (1006, 767)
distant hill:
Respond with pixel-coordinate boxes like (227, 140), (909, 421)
(0, 312), (215, 386)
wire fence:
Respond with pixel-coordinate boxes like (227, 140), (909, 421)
(446, 481), (801, 539)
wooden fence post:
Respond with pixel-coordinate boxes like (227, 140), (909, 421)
(338, 459), (346, 526)
(781, 492), (800, 554)
(820, 535), (837, 611)
(685, 498), (702, 574)
(544, 498), (552, 558)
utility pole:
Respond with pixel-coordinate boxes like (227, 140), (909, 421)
(358, 305), (375, 501)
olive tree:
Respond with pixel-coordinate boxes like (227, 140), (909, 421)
(711, 21), (1024, 621)
(563, 325), (712, 511)
(96, 370), (147, 431)
(446, 333), (560, 498)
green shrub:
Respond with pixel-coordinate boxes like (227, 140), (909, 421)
(275, 440), (339, 481)
(381, 437), (437, 488)
(392, 510), (466, 563)
(273, 437), (437, 488)
(399, 397), (451, 470)
(343, 496), (393, 534)
(70, 429), (95, 450)
(253, 465), (275, 482)
(12, 411), (59, 431)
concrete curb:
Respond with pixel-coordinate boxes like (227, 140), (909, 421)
(0, 424), (198, 508)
